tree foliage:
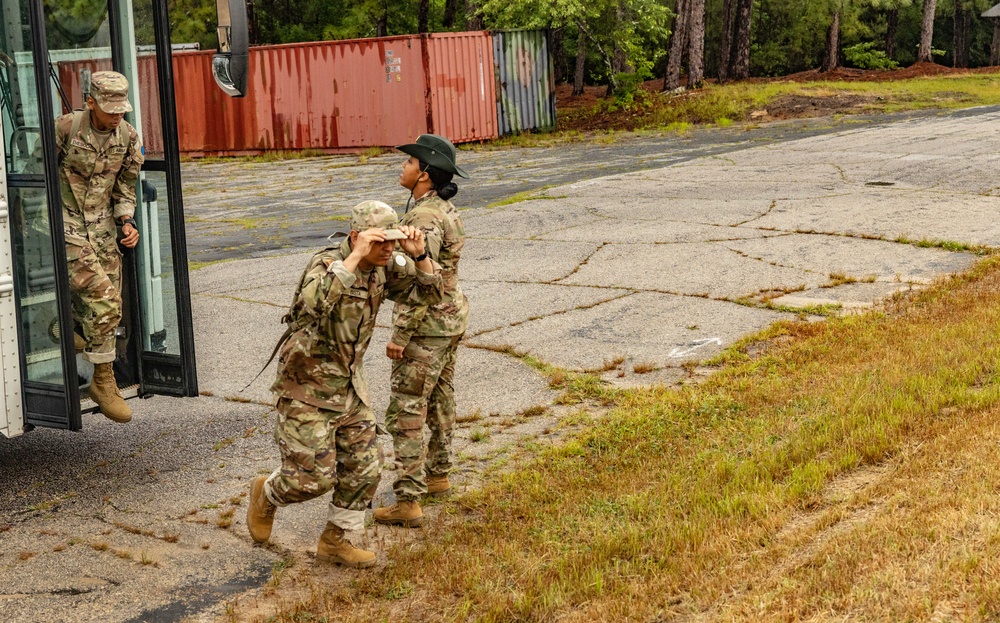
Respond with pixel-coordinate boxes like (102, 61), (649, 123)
(151, 0), (1000, 84)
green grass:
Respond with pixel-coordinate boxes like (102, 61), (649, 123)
(486, 186), (560, 208)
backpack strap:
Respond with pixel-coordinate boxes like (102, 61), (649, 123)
(57, 110), (86, 165)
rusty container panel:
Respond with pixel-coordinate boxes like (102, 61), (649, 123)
(324, 36), (429, 147)
(171, 37), (431, 154)
(174, 49), (265, 155)
(424, 32), (498, 143)
(493, 30), (556, 135)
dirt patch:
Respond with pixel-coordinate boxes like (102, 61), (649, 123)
(762, 93), (881, 120)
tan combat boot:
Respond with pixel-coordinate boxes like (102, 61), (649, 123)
(426, 474), (451, 495)
(89, 362), (132, 423)
(316, 523), (376, 568)
(74, 333), (86, 353)
(373, 500), (423, 527)
(247, 476), (276, 543)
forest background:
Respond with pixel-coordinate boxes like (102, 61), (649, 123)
(165, 0), (1000, 100)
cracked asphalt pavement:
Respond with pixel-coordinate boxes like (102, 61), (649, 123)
(3, 107), (1000, 622)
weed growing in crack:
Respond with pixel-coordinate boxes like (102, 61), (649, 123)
(633, 361), (659, 374)
(469, 428), (491, 443)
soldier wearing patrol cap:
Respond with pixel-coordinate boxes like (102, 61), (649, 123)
(246, 200), (442, 568)
(55, 70), (144, 423)
(374, 134), (470, 528)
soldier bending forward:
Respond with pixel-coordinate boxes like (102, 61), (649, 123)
(247, 201), (441, 568)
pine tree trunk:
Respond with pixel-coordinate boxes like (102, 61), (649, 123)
(573, 21), (587, 96)
(466, 0), (484, 29)
(443, 0), (457, 28)
(418, 0), (430, 33)
(821, 11), (840, 72)
(953, 0), (971, 68)
(992, 20), (1000, 66)
(918, 0), (938, 63)
(719, 0), (735, 82)
(885, 8), (898, 60)
(664, 0), (690, 91)
(549, 27), (567, 84)
(607, 2), (631, 97)
(687, 0), (706, 87)
(377, 2), (388, 37)
(731, 0), (753, 80)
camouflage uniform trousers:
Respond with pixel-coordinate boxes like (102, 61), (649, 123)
(67, 242), (122, 364)
(385, 334), (462, 501)
(263, 394), (381, 531)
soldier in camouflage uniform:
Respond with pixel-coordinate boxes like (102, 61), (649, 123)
(374, 134), (470, 528)
(246, 200), (441, 568)
(56, 71), (144, 423)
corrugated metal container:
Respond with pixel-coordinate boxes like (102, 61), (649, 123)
(167, 32), (497, 155)
(425, 32), (498, 142)
(492, 30), (556, 135)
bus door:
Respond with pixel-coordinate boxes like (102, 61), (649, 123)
(0, 0), (199, 434)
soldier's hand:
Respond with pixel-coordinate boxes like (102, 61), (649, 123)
(121, 223), (140, 248)
(397, 225), (426, 258)
(386, 341), (405, 360)
(350, 228), (387, 259)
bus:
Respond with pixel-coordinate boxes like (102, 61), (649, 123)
(0, 0), (247, 437)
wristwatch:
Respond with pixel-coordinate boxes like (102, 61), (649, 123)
(119, 217), (137, 228)
(412, 251), (428, 262)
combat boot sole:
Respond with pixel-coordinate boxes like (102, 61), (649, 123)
(315, 550), (376, 569)
(375, 515), (424, 528)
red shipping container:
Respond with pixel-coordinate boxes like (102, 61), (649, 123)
(169, 32), (498, 156)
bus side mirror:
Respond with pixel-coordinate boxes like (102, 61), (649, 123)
(213, 0), (249, 97)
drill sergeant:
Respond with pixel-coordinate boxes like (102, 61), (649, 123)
(375, 134), (469, 528)
(246, 200), (442, 568)
(56, 70), (143, 423)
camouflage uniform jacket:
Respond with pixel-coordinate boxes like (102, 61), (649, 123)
(390, 194), (468, 346)
(271, 237), (443, 411)
(56, 110), (144, 251)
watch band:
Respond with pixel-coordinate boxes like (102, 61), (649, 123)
(120, 217), (137, 228)
(413, 251), (428, 262)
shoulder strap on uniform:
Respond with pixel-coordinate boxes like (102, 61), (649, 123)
(58, 110), (86, 163)
(68, 110), (85, 145)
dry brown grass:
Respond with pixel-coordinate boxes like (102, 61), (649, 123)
(632, 361), (658, 374)
(245, 255), (1000, 623)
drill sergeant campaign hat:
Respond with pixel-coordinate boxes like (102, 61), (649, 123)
(89, 71), (133, 114)
(395, 134), (469, 179)
(350, 200), (408, 240)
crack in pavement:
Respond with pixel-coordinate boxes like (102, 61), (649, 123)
(467, 291), (638, 338)
(733, 199), (779, 227)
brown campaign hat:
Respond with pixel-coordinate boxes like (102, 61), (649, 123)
(90, 71), (133, 114)
(350, 200), (407, 240)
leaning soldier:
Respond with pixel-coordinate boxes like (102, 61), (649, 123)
(56, 70), (144, 423)
(374, 134), (469, 528)
(246, 200), (441, 569)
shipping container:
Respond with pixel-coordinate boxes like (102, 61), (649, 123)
(492, 30), (556, 135)
(168, 33), (497, 155)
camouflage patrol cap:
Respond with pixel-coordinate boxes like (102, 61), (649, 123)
(351, 200), (407, 241)
(89, 71), (133, 114)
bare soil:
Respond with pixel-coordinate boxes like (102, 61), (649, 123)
(556, 62), (1000, 132)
